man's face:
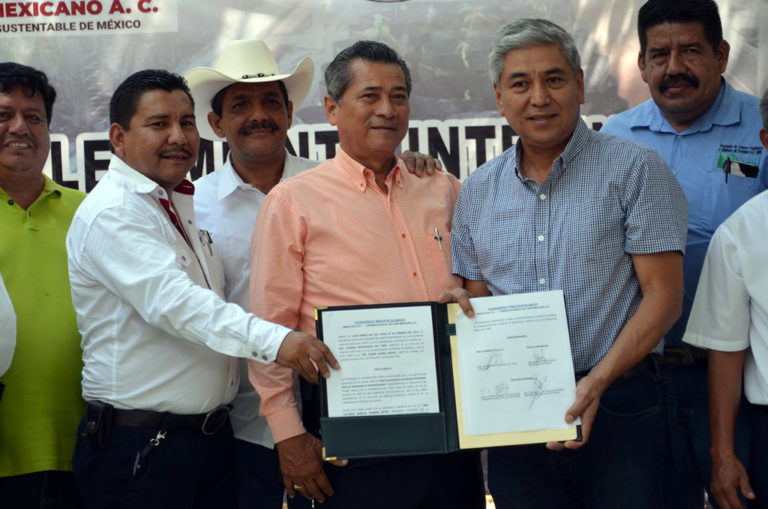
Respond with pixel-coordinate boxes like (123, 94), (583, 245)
(325, 59), (409, 164)
(110, 89), (199, 192)
(0, 86), (50, 177)
(207, 81), (292, 167)
(639, 22), (729, 131)
(493, 44), (584, 156)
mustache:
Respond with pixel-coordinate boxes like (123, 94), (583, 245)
(241, 119), (279, 135)
(659, 74), (699, 93)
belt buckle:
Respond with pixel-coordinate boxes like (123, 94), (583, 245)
(201, 405), (231, 436)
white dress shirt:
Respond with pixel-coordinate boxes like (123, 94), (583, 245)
(67, 155), (292, 414)
(194, 151), (316, 445)
(684, 190), (768, 405)
(0, 272), (15, 377)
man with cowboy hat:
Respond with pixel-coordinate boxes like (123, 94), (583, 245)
(185, 39), (440, 508)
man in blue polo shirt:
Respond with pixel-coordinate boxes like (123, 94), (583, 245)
(601, 1), (767, 505)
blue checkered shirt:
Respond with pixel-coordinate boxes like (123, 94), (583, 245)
(451, 119), (688, 372)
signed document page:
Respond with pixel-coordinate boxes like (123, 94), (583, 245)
(454, 291), (576, 437)
(321, 305), (440, 418)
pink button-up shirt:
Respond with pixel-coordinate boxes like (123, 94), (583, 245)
(248, 148), (461, 442)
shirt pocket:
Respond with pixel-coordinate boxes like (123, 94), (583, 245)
(423, 230), (462, 291)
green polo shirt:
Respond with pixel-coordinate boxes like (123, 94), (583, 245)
(0, 175), (86, 476)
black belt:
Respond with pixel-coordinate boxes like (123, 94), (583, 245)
(576, 356), (656, 386)
(657, 346), (708, 365)
(112, 404), (232, 436)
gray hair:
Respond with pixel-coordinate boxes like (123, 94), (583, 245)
(324, 40), (411, 103)
(489, 19), (581, 87)
(760, 88), (768, 130)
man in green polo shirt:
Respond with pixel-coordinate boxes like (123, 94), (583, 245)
(0, 62), (86, 508)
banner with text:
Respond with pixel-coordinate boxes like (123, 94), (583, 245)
(0, 0), (176, 36)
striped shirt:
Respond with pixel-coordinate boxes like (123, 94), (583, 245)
(452, 119), (688, 372)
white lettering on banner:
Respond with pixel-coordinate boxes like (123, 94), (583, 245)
(0, 0), (175, 36)
(49, 115), (610, 192)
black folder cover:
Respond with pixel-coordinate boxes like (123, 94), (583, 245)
(316, 302), (457, 460)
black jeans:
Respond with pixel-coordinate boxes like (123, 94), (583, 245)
(72, 415), (236, 509)
(488, 369), (664, 509)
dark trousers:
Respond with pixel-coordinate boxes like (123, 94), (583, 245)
(488, 370), (664, 509)
(234, 438), (312, 509)
(749, 405), (768, 509)
(661, 358), (752, 508)
(0, 470), (84, 509)
(319, 450), (485, 509)
(72, 416), (236, 509)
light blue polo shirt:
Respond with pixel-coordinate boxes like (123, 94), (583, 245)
(602, 80), (768, 346)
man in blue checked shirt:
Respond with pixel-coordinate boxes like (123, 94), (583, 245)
(447, 19), (688, 509)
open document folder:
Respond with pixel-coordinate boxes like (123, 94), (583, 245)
(315, 291), (581, 460)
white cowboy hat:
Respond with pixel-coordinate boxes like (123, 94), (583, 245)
(185, 38), (314, 141)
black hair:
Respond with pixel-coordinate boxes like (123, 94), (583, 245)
(109, 69), (194, 129)
(638, 0), (723, 57)
(0, 62), (57, 126)
(324, 40), (411, 103)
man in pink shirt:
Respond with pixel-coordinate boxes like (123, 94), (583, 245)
(248, 41), (484, 509)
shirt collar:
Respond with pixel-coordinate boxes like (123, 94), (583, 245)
(512, 118), (588, 180)
(559, 118), (590, 168)
(335, 147), (404, 192)
(216, 156), (246, 201)
(0, 174), (62, 203)
(40, 174), (62, 198)
(109, 154), (195, 197)
(216, 149), (301, 202)
(686, 79), (739, 132)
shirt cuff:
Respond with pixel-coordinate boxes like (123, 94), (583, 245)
(248, 321), (292, 364)
(266, 406), (307, 443)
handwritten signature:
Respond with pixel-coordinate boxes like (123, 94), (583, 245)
(479, 351), (505, 376)
(528, 376), (548, 410)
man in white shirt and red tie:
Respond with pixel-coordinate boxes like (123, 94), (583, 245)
(66, 69), (338, 508)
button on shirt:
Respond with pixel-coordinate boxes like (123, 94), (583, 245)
(194, 151), (316, 447)
(249, 148), (461, 441)
(67, 155), (292, 414)
(452, 120), (688, 372)
(0, 273), (15, 377)
(684, 190), (768, 405)
(602, 80), (768, 346)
